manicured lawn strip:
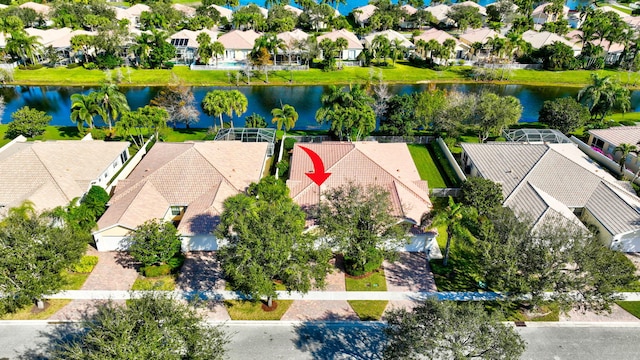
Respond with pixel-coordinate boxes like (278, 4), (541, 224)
(162, 128), (210, 142)
(345, 269), (388, 291)
(596, 2), (632, 14)
(0, 126), (83, 147)
(348, 300), (389, 321)
(11, 65), (640, 88)
(131, 275), (177, 291)
(616, 301), (640, 319)
(407, 144), (447, 188)
(60, 271), (90, 290)
(608, 112), (640, 123)
(428, 142), (459, 187)
(0, 299), (71, 320)
(224, 300), (293, 320)
(435, 224), (448, 250)
(484, 301), (560, 322)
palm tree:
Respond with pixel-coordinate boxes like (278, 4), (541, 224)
(211, 41), (225, 67)
(227, 90), (248, 128)
(131, 32), (154, 68)
(70, 93), (100, 130)
(428, 196), (463, 267)
(578, 74), (631, 120)
(441, 38), (457, 64)
(97, 83), (130, 132)
(196, 32), (212, 65)
(614, 143), (637, 176)
(271, 103), (299, 135)
(5, 30), (42, 65)
(371, 35), (390, 65)
(202, 90), (229, 129)
(335, 37), (348, 68)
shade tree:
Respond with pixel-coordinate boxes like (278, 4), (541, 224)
(538, 97), (591, 134)
(5, 106), (51, 139)
(126, 219), (182, 268)
(151, 76), (199, 129)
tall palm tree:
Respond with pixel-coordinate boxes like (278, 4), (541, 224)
(614, 143), (637, 176)
(131, 32), (154, 68)
(5, 31), (42, 65)
(227, 90), (248, 128)
(70, 93), (100, 130)
(201, 90), (230, 129)
(441, 38), (457, 64)
(578, 74), (631, 120)
(271, 103), (298, 135)
(371, 35), (390, 65)
(211, 41), (225, 67)
(335, 37), (348, 68)
(97, 83), (130, 132)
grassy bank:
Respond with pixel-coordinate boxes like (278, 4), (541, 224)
(9, 64), (640, 88)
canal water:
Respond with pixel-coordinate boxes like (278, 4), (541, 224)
(1, 84), (639, 130)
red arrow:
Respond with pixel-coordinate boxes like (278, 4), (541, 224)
(299, 146), (331, 186)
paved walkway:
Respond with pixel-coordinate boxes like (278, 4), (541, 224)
(383, 252), (437, 314)
(561, 304), (640, 323)
(177, 252), (230, 321)
(50, 248), (138, 320)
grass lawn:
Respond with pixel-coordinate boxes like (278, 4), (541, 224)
(435, 224), (448, 250)
(224, 300), (293, 320)
(348, 300), (389, 321)
(60, 271), (90, 290)
(428, 143), (460, 187)
(11, 65), (640, 88)
(596, 2), (632, 14)
(131, 275), (177, 291)
(407, 144), (447, 188)
(485, 302), (560, 322)
(345, 269), (388, 291)
(616, 301), (640, 319)
(162, 128), (211, 142)
(0, 299), (71, 320)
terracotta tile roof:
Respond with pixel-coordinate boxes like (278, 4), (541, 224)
(169, 29), (219, 48)
(459, 28), (503, 45)
(364, 30), (414, 49)
(0, 139), (129, 215)
(172, 3), (196, 17)
(287, 142), (431, 224)
(217, 30), (262, 50)
(209, 4), (233, 21)
(425, 4), (450, 22)
(277, 29), (309, 48)
(19, 2), (50, 15)
(413, 28), (459, 46)
(97, 141), (268, 236)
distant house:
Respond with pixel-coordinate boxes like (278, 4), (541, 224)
(316, 29), (363, 61)
(588, 126), (640, 174)
(277, 29), (309, 64)
(353, 4), (378, 27)
(522, 30), (581, 56)
(461, 142), (640, 252)
(93, 141), (269, 252)
(413, 28), (469, 60)
(171, 3), (196, 18)
(0, 136), (130, 218)
(455, 1), (487, 17)
(169, 29), (218, 65)
(424, 4), (453, 26)
(566, 29), (624, 64)
(287, 142), (433, 251)
(283, 5), (303, 17)
(363, 30), (414, 51)
(209, 4), (233, 22)
(532, 2), (569, 25)
(399, 4), (418, 28)
(459, 27), (503, 58)
(216, 29), (262, 61)
(24, 27), (96, 65)
(113, 4), (151, 28)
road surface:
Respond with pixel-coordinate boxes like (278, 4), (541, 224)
(1, 321), (640, 359)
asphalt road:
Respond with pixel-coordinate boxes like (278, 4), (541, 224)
(2, 322), (640, 359)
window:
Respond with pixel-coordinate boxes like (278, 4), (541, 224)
(171, 206), (182, 216)
(592, 138), (605, 150)
(120, 151), (128, 164)
(113, 160), (118, 169)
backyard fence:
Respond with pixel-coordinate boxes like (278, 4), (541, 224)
(190, 64), (309, 71)
(105, 136), (154, 194)
(287, 135), (333, 143)
(363, 135), (434, 143)
(570, 136), (640, 186)
(0, 62), (17, 70)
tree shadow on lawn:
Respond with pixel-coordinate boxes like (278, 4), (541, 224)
(293, 315), (386, 360)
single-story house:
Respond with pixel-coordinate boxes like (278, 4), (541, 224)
(286, 142), (433, 252)
(23, 27), (96, 65)
(0, 135), (130, 218)
(461, 142), (640, 252)
(588, 126), (640, 174)
(425, 4), (454, 25)
(532, 2), (569, 25)
(459, 27), (504, 58)
(413, 28), (469, 59)
(316, 29), (363, 61)
(93, 141), (269, 252)
(399, 4), (418, 28)
(353, 4), (377, 27)
(566, 29), (624, 64)
(277, 29), (309, 64)
(113, 3), (151, 28)
(216, 29), (262, 61)
(169, 29), (219, 65)
(171, 3), (196, 18)
(209, 4), (233, 22)
(522, 30), (582, 56)
(363, 30), (414, 51)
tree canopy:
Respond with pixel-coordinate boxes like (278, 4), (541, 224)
(538, 97), (591, 134)
(460, 177), (504, 216)
(52, 294), (230, 360)
(126, 219), (182, 268)
(216, 176), (332, 306)
(384, 299), (526, 360)
(5, 106), (51, 139)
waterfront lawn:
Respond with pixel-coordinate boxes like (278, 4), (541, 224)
(0, 299), (71, 320)
(348, 300), (388, 321)
(345, 269), (387, 291)
(0, 125), (9, 147)
(616, 301), (640, 319)
(407, 144), (447, 188)
(224, 300), (293, 320)
(162, 128), (210, 142)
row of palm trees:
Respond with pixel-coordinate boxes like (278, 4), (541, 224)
(70, 83), (130, 131)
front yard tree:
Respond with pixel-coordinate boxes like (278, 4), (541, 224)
(126, 219), (181, 268)
(216, 177), (332, 307)
(317, 183), (408, 276)
(384, 299), (526, 360)
(538, 97), (591, 134)
(52, 293), (229, 360)
(460, 177), (504, 216)
(0, 203), (86, 315)
(479, 209), (637, 312)
(5, 106), (52, 139)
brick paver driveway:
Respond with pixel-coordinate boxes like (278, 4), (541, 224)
(50, 248), (138, 320)
(383, 252), (436, 315)
(177, 252), (230, 321)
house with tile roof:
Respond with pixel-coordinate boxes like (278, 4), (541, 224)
(532, 2), (569, 25)
(461, 142), (640, 252)
(566, 29), (624, 64)
(216, 29), (262, 61)
(588, 126), (640, 175)
(424, 4), (454, 25)
(353, 4), (378, 26)
(0, 136), (130, 218)
(363, 30), (414, 51)
(283, 5), (304, 16)
(93, 141), (269, 252)
(171, 3), (196, 17)
(209, 4), (233, 22)
(413, 28), (470, 60)
(23, 27), (96, 65)
(522, 30), (581, 56)
(286, 142), (433, 252)
(277, 29), (309, 64)
(169, 29), (219, 64)
(316, 29), (363, 61)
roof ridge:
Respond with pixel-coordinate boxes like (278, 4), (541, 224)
(292, 143), (357, 199)
(192, 144), (241, 191)
(499, 146), (552, 203)
(593, 181), (640, 215)
(28, 146), (74, 203)
(116, 181), (169, 227)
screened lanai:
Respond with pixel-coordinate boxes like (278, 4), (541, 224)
(502, 128), (572, 144)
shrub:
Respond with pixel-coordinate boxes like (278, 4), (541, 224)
(82, 186), (110, 218)
(66, 63), (81, 69)
(5, 106), (51, 139)
(83, 62), (97, 70)
(619, 120), (637, 126)
(284, 137), (297, 151)
(163, 61), (175, 69)
(95, 54), (122, 69)
(18, 64), (43, 70)
(167, 254), (185, 273)
(142, 264), (172, 277)
(90, 127), (107, 140)
(71, 255), (99, 273)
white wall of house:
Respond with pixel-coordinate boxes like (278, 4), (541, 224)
(91, 149), (130, 190)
